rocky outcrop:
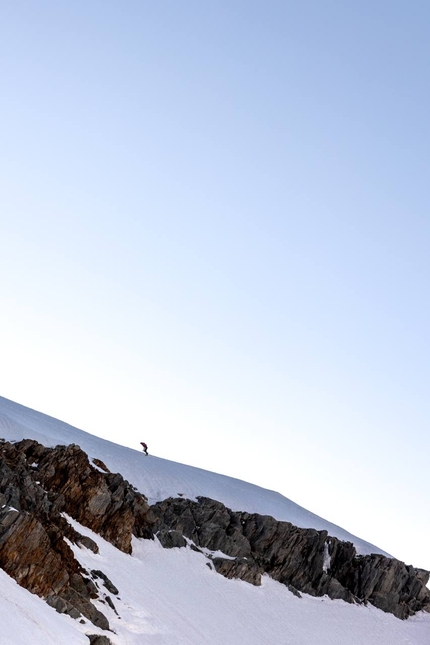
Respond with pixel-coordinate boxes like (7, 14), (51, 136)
(15, 439), (153, 552)
(2, 436), (428, 628)
(0, 439), (154, 630)
(150, 496), (430, 619)
(87, 636), (113, 645)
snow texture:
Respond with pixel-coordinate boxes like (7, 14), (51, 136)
(0, 395), (387, 556)
(1, 518), (429, 645)
(1, 395), (429, 645)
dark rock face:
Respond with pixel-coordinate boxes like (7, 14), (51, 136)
(88, 636), (113, 645)
(157, 529), (188, 549)
(0, 439), (154, 629)
(91, 570), (120, 596)
(150, 496), (430, 619)
(1, 436), (429, 629)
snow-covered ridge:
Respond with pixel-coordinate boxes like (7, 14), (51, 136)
(0, 395), (387, 556)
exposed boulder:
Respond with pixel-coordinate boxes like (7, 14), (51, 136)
(212, 557), (263, 586)
(87, 636), (113, 645)
(78, 535), (99, 553)
(150, 496), (430, 619)
(91, 570), (120, 596)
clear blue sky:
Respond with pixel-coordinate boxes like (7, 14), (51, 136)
(1, 1), (429, 571)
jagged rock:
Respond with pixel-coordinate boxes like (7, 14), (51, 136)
(212, 557), (263, 586)
(287, 584), (302, 598)
(2, 436), (428, 626)
(157, 529), (187, 549)
(78, 535), (99, 553)
(334, 553), (430, 619)
(150, 496), (430, 619)
(62, 587), (110, 629)
(16, 440), (153, 553)
(46, 594), (82, 619)
(46, 588), (109, 628)
(416, 568), (430, 585)
(0, 439), (154, 630)
(104, 595), (118, 613)
(91, 570), (119, 596)
(87, 636), (113, 645)
(0, 507), (70, 595)
(92, 458), (110, 472)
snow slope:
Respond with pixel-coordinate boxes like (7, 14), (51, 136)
(68, 522), (430, 645)
(1, 395), (430, 645)
(0, 395), (384, 555)
(0, 568), (89, 645)
(2, 517), (429, 645)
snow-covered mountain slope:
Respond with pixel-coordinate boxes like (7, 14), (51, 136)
(0, 395), (384, 556)
(2, 515), (430, 645)
(1, 395), (430, 645)
(0, 568), (90, 645)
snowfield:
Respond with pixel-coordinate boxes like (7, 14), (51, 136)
(0, 568), (89, 645)
(2, 518), (429, 645)
(0, 395), (429, 645)
(0, 396), (386, 555)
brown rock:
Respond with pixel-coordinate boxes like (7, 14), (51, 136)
(0, 438), (154, 630)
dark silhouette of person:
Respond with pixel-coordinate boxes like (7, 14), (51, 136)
(140, 442), (148, 456)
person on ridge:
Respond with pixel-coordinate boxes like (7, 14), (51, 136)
(140, 441), (148, 456)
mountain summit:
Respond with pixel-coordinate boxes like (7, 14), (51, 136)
(0, 395), (429, 645)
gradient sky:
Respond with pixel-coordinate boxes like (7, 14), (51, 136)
(1, 1), (429, 571)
